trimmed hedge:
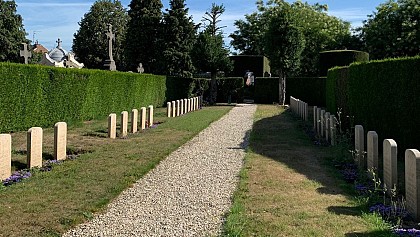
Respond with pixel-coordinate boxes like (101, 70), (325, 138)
(0, 63), (166, 132)
(216, 77), (244, 103)
(286, 77), (327, 106)
(254, 77), (279, 104)
(327, 56), (420, 151)
(319, 50), (369, 76)
(326, 67), (349, 115)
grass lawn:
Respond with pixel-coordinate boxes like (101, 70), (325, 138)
(223, 105), (394, 237)
(0, 106), (233, 237)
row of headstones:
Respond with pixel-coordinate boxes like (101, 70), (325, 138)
(313, 106), (337, 146)
(289, 96), (308, 121)
(354, 125), (420, 221)
(166, 96), (202, 118)
(0, 122), (67, 180)
(108, 105), (154, 139)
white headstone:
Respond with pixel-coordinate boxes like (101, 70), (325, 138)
(54, 122), (67, 161)
(167, 102), (171, 118)
(27, 127), (43, 168)
(140, 107), (146, 130)
(367, 131), (378, 171)
(383, 139), (397, 193)
(148, 105), (154, 127)
(108, 113), (117, 139)
(131, 109), (138, 133)
(405, 149), (420, 221)
(0, 134), (11, 180)
(120, 111), (128, 138)
(355, 125), (365, 169)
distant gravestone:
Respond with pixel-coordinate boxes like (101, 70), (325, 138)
(27, 127), (43, 168)
(120, 111), (128, 137)
(320, 110), (325, 138)
(140, 107), (146, 130)
(383, 139), (397, 193)
(316, 108), (321, 136)
(180, 99), (184, 115)
(0, 134), (11, 180)
(330, 115), (336, 146)
(20, 43), (32, 64)
(137, 63), (144, 73)
(104, 24), (116, 71)
(313, 106), (317, 130)
(184, 99), (188, 114)
(172, 101), (176, 117)
(54, 122), (67, 161)
(148, 105), (154, 127)
(325, 112), (330, 141)
(176, 100), (180, 117)
(405, 149), (420, 221)
(355, 125), (365, 169)
(367, 131), (378, 171)
(131, 109), (138, 133)
(167, 102), (171, 117)
(108, 113), (117, 139)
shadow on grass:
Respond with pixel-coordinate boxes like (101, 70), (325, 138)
(345, 230), (392, 237)
(328, 205), (363, 216)
(11, 160), (26, 170)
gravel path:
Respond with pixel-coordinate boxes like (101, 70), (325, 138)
(64, 104), (257, 237)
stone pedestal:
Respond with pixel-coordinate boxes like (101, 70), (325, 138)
(54, 122), (67, 161)
(104, 59), (116, 71)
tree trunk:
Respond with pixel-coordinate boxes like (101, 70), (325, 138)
(210, 71), (217, 105)
(278, 70), (286, 106)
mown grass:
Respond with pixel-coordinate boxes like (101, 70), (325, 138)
(223, 105), (394, 237)
(0, 106), (233, 237)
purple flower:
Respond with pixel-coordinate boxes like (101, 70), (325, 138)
(393, 228), (420, 236)
(2, 170), (32, 186)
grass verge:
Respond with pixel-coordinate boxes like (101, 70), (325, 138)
(223, 105), (394, 237)
(0, 106), (232, 237)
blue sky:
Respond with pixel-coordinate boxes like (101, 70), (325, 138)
(15, 0), (385, 51)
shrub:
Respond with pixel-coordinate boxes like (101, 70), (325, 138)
(319, 50), (369, 76)
(286, 77), (327, 106)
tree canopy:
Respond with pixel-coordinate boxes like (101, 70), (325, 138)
(72, 0), (128, 69)
(0, 0), (28, 62)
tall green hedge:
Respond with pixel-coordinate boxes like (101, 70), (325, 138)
(319, 50), (369, 76)
(254, 77), (279, 104)
(0, 63), (166, 132)
(286, 77), (327, 106)
(326, 67), (349, 115)
(327, 56), (420, 151)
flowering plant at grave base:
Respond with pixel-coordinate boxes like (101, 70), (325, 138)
(40, 159), (63, 172)
(2, 170), (32, 186)
(394, 228), (420, 237)
(340, 163), (358, 182)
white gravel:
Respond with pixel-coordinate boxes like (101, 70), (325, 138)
(63, 104), (257, 237)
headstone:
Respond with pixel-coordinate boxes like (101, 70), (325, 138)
(137, 63), (144, 73)
(140, 107), (146, 130)
(316, 108), (321, 136)
(330, 115), (336, 146)
(54, 122), (67, 161)
(176, 100), (180, 117)
(320, 110), (325, 138)
(27, 127), (43, 168)
(180, 99), (184, 115)
(120, 111), (128, 138)
(172, 101), (176, 117)
(131, 109), (138, 133)
(405, 149), (420, 221)
(355, 125), (365, 168)
(367, 131), (379, 171)
(189, 98), (192, 112)
(325, 112), (330, 141)
(20, 43), (32, 64)
(104, 24), (116, 71)
(313, 106), (317, 130)
(108, 113), (117, 139)
(167, 102), (171, 118)
(0, 134), (11, 180)
(383, 139), (397, 193)
(148, 105), (154, 127)
(184, 99), (188, 114)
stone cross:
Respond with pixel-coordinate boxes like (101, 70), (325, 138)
(137, 63), (144, 73)
(56, 38), (63, 48)
(106, 24), (115, 61)
(20, 43), (32, 64)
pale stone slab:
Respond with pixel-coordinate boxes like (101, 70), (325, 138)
(54, 122), (67, 161)
(167, 102), (171, 118)
(320, 110), (325, 138)
(108, 113), (117, 139)
(355, 125), (365, 169)
(176, 100), (180, 117)
(383, 139), (397, 193)
(0, 134), (11, 180)
(120, 111), (128, 138)
(27, 127), (43, 168)
(405, 149), (420, 221)
(172, 101), (176, 117)
(180, 100), (184, 115)
(140, 107), (146, 130)
(184, 99), (188, 114)
(195, 97), (199, 110)
(330, 115), (336, 146)
(131, 109), (138, 133)
(367, 131), (378, 171)
(325, 112), (330, 141)
(313, 106), (317, 130)
(316, 108), (321, 136)
(148, 105), (154, 127)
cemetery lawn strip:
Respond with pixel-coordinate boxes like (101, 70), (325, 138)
(223, 105), (393, 237)
(0, 106), (233, 237)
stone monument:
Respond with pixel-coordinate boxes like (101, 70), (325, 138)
(20, 43), (32, 64)
(104, 24), (117, 71)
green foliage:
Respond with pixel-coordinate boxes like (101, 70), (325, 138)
(0, 63), (166, 132)
(125, 0), (163, 73)
(216, 78), (244, 103)
(254, 77), (279, 104)
(327, 56), (420, 151)
(0, 0), (28, 62)
(326, 66), (349, 115)
(161, 0), (197, 77)
(165, 76), (193, 102)
(286, 77), (327, 106)
(319, 50), (369, 76)
(361, 0), (420, 60)
(72, 0), (128, 69)
(228, 55), (271, 77)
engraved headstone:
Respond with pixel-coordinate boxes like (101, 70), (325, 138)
(172, 101), (176, 117)
(367, 131), (378, 171)
(383, 139), (397, 193)
(140, 107), (146, 130)
(176, 100), (180, 117)
(316, 108), (321, 136)
(120, 111), (128, 137)
(320, 110), (325, 138)
(0, 134), (11, 180)
(131, 109), (138, 133)
(325, 112), (330, 141)
(180, 99), (184, 115)
(167, 102), (171, 117)
(54, 122), (67, 161)
(313, 106), (317, 130)
(330, 115), (336, 146)
(148, 105), (154, 127)
(184, 99), (188, 114)
(108, 113), (117, 139)
(27, 127), (43, 168)
(405, 149), (420, 221)
(355, 125), (365, 168)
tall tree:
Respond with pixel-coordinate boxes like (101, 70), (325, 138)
(73, 0), (128, 69)
(162, 0), (196, 77)
(361, 0), (420, 60)
(0, 0), (28, 62)
(192, 3), (232, 105)
(125, 0), (163, 73)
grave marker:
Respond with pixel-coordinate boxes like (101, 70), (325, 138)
(176, 100), (180, 117)
(383, 139), (397, 193)
(27, 127), (43, 168)
(355, 125), (365, 169)
(325, 112), (330, 141)
(167, 102), (171, 117)
(405, 149), (420, 221)
(20, 43), (32, 64)
(148, 105), (154, 127)
(54, 122), (67, 161)
(320, 110), (325, 138)
(316, 108), (321, 136)
(367, 131), (379, 171)
(313, 106), (317, 130)
(120, 111), (128, 138)
(131, 109), (138, 133)
(330, 115), (336, 146)
(0, 134), (11, 180)
(140, 107), (146, 130)
(172, 101), (176, 117)
(108, 113), (117, 139)
(180, 99), (184, 115)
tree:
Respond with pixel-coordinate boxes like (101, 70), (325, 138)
(125, 0), (163, 73)
(192, 3), (232, 104)
(161, 0), (196, 77)
(361, 0), (420, 60)
(0, 0), (28, 62)
(264, 4), (305, 105)
(72, 0), (128, 69)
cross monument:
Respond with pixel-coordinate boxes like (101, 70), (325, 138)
(20, 43), (32, 64)
(104, 24), (116, 71)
